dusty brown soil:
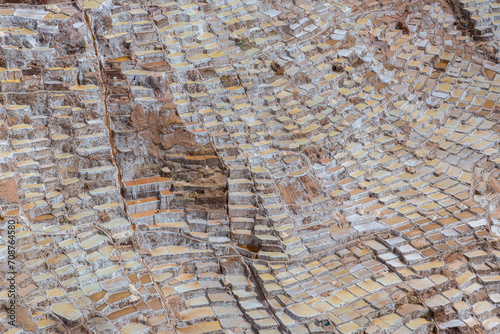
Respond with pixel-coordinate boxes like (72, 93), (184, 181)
(0, 179), (19, 204)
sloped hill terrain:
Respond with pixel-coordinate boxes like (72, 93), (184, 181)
(1, 0), (500, 333)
